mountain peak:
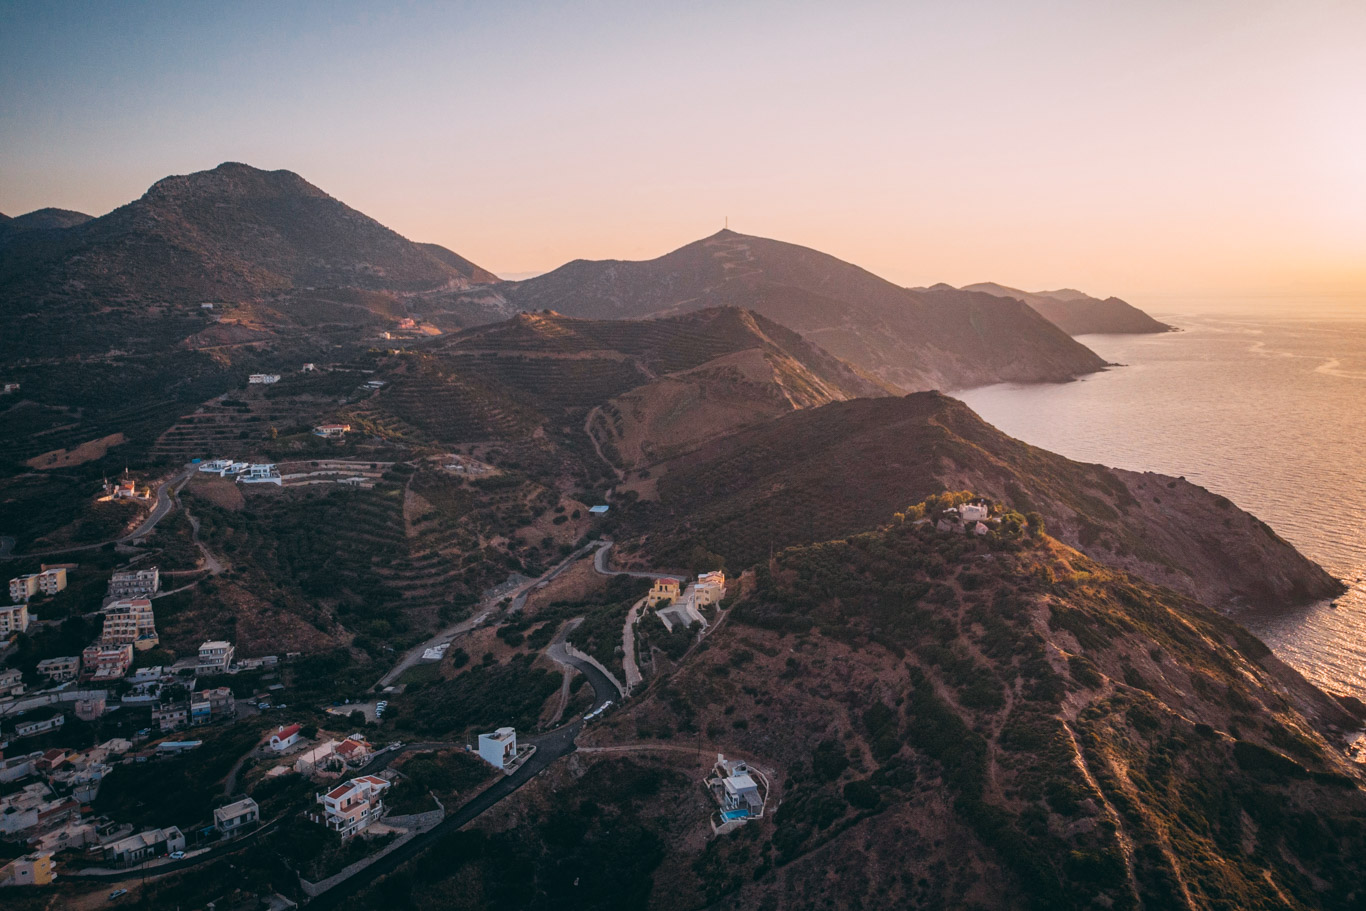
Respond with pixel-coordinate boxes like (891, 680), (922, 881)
(0, 163), (494, 307)
(143, 162), (329, 203)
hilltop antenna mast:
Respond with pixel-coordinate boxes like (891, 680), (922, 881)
(724, 216), (728, 230)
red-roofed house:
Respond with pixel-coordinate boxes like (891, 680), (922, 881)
(335, 737), (373, 766)
(316, 775), (389, 838)
(269, 724), (302, 752)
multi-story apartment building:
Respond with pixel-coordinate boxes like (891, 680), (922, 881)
(36, 567), (66, 596)
(36, 655), (80, 683)
(107, 567), (160, 600)
(0, 603), (30, 636)
(196, 686), (236, 719)
(152, 704), (188, 733)
(8, 575), (38, 603)
(80, 642), (133, 682)
(9, 568), (67, 603)
(197, 640), (235, 675)
(317, 775), (390, 838)
(100, 598), (159, 649)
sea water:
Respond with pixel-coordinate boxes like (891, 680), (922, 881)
(957, 310), (1366, 700)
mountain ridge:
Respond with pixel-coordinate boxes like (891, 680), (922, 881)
(962, 281), (1173, 335)
(0, 162), (495, 309)
(482, 229), (1109, 392)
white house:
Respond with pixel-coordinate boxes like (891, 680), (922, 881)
(0, 667), (25, 697)
(103, 826), (185, 865)
(213, 797), (260, 837)
(36, 655), (80, 683)
(14, 715), (64, 738)
(239, 463), (281, 485)
(317, 775), (390, 839)
(707, 754), (766, 823)
(477, 727), (517, 771)
(197, 640), (235, 675)
(295, 740), (340, 775)
(269, 724), (302, 751)
(960, 502), (990, 523)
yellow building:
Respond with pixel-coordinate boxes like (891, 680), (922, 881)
(0, 603), (30, 636)
(1, 851), (56, 886)
(695, 571), (727, 607)
(646, 578), (681, 606)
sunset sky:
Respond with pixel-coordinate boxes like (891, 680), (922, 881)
(2, 1), (1363, 302)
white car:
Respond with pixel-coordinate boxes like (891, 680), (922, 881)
(169, 851), (185, 860)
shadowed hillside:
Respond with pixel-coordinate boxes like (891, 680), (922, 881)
(622, 392), (1340, 610)
(0, 207), (94, 240)
(0, 163), (494, 307)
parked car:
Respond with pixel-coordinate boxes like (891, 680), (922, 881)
(109, 889), (129, 899)
(169, 851), (185, 859)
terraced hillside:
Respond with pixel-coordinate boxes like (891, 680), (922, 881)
(358, 308), (890, 469)
(0, 353), (242, 468)
(352, 359), (545, 445)
(184, 460), (563, 659)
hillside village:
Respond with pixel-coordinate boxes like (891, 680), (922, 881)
(0, 350), (763, 902)
(0, 444), (1032, 901)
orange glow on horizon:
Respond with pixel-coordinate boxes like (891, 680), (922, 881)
(2, 2), (1364, 308)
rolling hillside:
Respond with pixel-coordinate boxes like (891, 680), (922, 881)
(492, 230), (1108, 391)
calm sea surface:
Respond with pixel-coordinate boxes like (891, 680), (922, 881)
(957, 312), (1366, 700)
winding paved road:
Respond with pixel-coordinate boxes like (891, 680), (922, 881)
(305, 654), (616, 909)
(593, 540), (684, 582)
(0, 462), (196, 561)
